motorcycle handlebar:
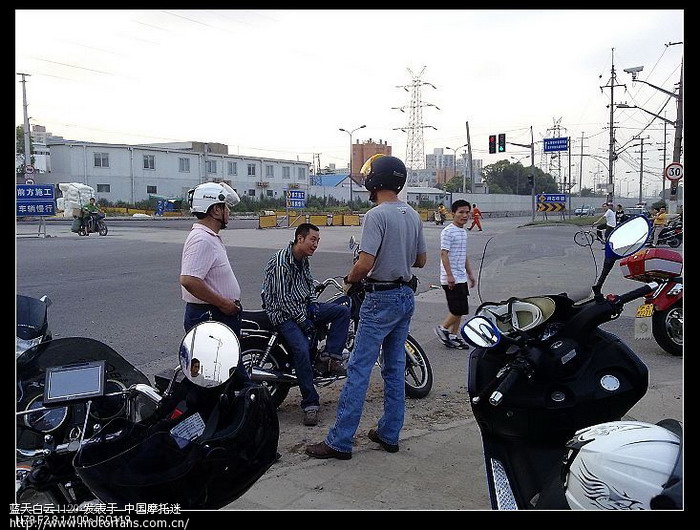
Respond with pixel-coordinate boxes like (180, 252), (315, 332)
(489, 368), (521, 406)
(617, 283), (658, 305)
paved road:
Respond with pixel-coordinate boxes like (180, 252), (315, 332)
(16, 215), (683, 511)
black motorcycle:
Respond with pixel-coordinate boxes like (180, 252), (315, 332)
(648, 219), (683, 248)
(459, 216), (682, 510)
(16, 321), (279, 509)
(239, 237), (433, 408)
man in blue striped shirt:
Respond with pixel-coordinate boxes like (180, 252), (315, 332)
(262, 223), (351, 426)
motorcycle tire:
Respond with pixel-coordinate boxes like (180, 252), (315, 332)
(652, 301), (683, 356)
(98, 222), (108, 236)
(404, 334), (432, 398)
(78, 227), (87, 236)
(667, 236), (681, 248)
(240, 336), (291, 408)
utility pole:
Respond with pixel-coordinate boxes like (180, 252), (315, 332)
(600, 49), (626, 204)
(465, 121), (473, 194)
(507, 125), (536, 221)
(17, 72), (32, 180)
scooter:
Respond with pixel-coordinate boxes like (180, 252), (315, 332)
(16, 320), (279, 509)
(620, 247), (683, 356)
(648, 219), (683, 248)
(239, 237), (433, 408)
(16, 294), (52, 358)
(459, 216), (682, 510)
(78, 212), (108, 236)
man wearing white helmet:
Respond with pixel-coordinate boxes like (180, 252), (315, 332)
(179, 182), (245, 341)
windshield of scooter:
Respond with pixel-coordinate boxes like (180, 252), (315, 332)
(16, 295), (48, 341)
(475, 224), (599, 307)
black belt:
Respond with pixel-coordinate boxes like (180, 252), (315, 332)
(364, 280), (405, 293)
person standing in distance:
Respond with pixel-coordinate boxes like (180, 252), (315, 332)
(592, 202), (616, 245)
(434, 200), (477, 349)
(467, 202), (483, 231)
(306, 154), (427, 460)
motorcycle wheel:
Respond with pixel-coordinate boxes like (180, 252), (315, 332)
(240, 337), (291, 408)
(98, 222), (108, 236)
(667, 236), (681, 248)
(652, 302), (683, 356)
(78, 227), (87, 236)
(404, 334), (432, 398)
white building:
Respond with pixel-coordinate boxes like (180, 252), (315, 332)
(38, 138), (311, 204)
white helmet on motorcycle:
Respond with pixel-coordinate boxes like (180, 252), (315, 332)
(563, 420), (681, 510)
(187, 182), (240, 216)
(510, 297), (556, 332)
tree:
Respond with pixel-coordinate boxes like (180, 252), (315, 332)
(482, 160), (558, 194)
(443, 174), (470, 193)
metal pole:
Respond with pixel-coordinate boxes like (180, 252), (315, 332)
(17, 73), (32, 179)
(530, 126), (535, 222)
(349, 133), (353, 206)
(465, 121), (473, 194)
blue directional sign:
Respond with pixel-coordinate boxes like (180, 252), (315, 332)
(17, 184), (56, 217)
(543, 137), (569, 152)
(286, 189), (306, 209)
(537, 193), (567, 203)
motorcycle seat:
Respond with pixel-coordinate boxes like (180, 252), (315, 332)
(241, 310), (272, 331)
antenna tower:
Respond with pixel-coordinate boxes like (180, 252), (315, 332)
(392, 66), (439, 170)
(540, 117), (568, 191)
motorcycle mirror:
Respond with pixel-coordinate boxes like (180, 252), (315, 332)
(178, 321), (241, 388)
(607, 216), (651, 258)
(460, 316), (502, 348)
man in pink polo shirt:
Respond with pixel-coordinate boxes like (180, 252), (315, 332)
(180, 182), (246, 349)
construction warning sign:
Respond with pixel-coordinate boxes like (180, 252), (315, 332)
(537, 202), (565, 213)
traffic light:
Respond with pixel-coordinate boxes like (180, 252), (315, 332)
(498, 133), (506, 152)
(488, 135), (496, 154)
(527, 175), (534, 187)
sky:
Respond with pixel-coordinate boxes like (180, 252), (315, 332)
(15, 9), (684, 198)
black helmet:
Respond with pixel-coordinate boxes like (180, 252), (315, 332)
(360, 154), (407, 193)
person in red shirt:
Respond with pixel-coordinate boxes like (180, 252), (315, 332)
(467, 203), (483, 231)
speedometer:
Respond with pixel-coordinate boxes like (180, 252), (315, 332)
(23, 395), (69, 433)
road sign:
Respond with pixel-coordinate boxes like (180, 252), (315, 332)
(537, 193), (566, 203)
(664, 162), (683, 181)
(543, 137), (569, 152)
(537, 203), (565, 213)
(25, 178), (35, 185)
(24, 165), (35, 174)
(286, 189), (306, 209)
(17, 184), (56, 217)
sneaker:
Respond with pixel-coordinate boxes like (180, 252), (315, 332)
(303, 408), (319, 426)
(449, 335), (470, 350)
(434, 326), (456, 348)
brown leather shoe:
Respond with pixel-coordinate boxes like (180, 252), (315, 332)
(305, 441), (352, 460)
(368, 428), (399, 453)
(328, 358), (347, 376)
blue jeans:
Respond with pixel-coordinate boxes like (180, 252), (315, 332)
(325, 285), (414, 453)
(277, 301), (351, 411)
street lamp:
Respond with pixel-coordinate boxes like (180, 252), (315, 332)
(339, 125), (366, 206)
(445, 144), (467, 190)
(616, 103), (677, 126)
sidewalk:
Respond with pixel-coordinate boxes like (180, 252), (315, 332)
(226, 418), (490, 510)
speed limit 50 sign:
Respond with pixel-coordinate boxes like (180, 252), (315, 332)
(664, 162), (683, 181)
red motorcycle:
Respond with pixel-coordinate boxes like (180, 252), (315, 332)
(620, 248), (683, 356)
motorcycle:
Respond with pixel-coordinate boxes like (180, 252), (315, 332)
(434, 210), (446, 225)
(16, 320), (279, 509)
(16, 294), (52, 358)
(620, 247), (683, 356)
(459, 216), (682, 510)
(78, 212), (108, 236)
(648, 219), (682, 248)
(239, 236), (433, 408)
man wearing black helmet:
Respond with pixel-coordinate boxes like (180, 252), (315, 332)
(306, 154), (427, 460)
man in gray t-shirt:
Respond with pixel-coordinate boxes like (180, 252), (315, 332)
(306, 154), (427, 460)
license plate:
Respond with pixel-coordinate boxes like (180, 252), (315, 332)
(635, 303), (654, 318)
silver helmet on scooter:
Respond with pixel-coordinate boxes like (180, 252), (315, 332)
(562, 420), (682, 510)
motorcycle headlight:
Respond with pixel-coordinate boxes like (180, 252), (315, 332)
(16, 336), (42, 357)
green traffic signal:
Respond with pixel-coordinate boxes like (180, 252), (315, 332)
(498, 133), (506, 152)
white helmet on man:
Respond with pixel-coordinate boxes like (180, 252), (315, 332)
(563, 420), (681, 510)
(187, 182), (240, 215)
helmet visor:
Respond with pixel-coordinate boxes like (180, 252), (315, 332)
(220, 183), (240, 207)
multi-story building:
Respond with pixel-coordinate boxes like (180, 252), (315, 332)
(350, 139), (392, 179)
(35, 137), (311, 204)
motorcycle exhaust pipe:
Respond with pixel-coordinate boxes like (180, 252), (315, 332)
(250, 367), (298, 384)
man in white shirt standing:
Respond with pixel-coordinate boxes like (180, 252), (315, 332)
(592, 202), (617, 244)
(434, 200), (477, 349)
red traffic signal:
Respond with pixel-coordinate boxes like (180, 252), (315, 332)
(489, 135), (497, 154)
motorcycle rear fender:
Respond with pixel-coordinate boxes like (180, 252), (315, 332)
(645, 280), (683, 312)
